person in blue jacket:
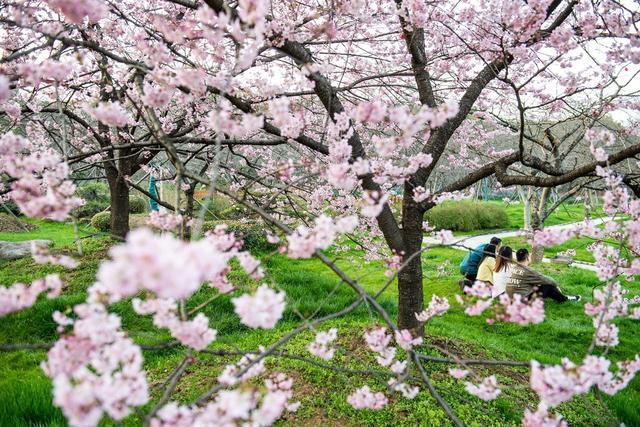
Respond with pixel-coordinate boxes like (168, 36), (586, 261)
(460, 237), (502, 285)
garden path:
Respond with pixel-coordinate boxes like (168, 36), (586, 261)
(423, 215), (618, 272)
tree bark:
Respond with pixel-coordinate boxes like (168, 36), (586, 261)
(397, 183), (425, 333)
(530, 187), (551, 263)
(107, 173), (130, 240)
(183, 185), (195, 240)
(518, 186), (533, 232)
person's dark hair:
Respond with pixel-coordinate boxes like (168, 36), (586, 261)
(490, 237), (502, 245)
(516, 248), (530, 262)
(480, 243), (497, 263)
(494, 246), (513, 272)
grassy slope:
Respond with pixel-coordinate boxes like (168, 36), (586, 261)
(1, 221), (639, 426)
(502, 202), (606, 229)
(454, 201), (604, 236)
(0, 219), (84, 247)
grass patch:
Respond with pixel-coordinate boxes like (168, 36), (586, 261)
(0, 218), (99, 248)
(0, 223), (638, 426)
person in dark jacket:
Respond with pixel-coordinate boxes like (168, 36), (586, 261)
(506, 248), (581, 303)
(459, 237), (501, 289)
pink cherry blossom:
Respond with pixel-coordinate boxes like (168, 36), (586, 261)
(522, 404), (567, 427)
(464, 375), (501, 401)
(236, 252), (265, 280)
(97, 228), (236, 301)
(287, 214), (358, 258)
(388, 378), (420, 399)
(86, 102), (134, 128)
(141, 82), (173, 108)
(364, 327), (392, 353)
(0, 274), (64, 317)
(494, 294), (545, 325)
(394, 329), (423, 351)
(307, 328), (338, 360)
(31, 242), (79, 269)
(590, 143), (609, 162)
(415, 294), (450, 322)
(0, 134), (83, 221)
(42, 304), (149, 426)
(147, 211), (184, 232)
(217, 351), (266, 386)
(347, 386), (388, 410)
(361, 191), (388, 218)
(448, 368), (469, 379)
(412, 186), (430, 203)
(434, 229), (454, 244)
(464, 298), (493, 316)
(45, 0), (108, 24)
(269, 97), (303, 139)
(529, 357), (614, 408)
(232, 284), (286, 329)
(168, 313), (217, 351)
(237, 0), (268, 25)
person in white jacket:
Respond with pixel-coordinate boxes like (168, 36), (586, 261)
(492, 246), (514, 298)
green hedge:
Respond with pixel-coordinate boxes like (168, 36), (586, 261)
(74, 183), (147, 217)
(424, 200), (509, 232)
(0, 200), (21, 216)
(199, 196), (250, 220)
(91, 211), (111, 232)
(74, 183), (110, 219)
(129, 196), (146, 214)
(202, 220), (276, 252)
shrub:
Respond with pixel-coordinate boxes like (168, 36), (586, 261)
(129, 195), (146, 214)
(202, 220), (276, 252)
(74, 183), (110, 219)
(424, 200), (509, 232)
(0, 200), (22, 216)
(200, 196), (243, 220)
(91, 212), (111, 232)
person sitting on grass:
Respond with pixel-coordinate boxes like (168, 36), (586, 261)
(506, 248), (581, 303)
(476, 243), (498, 286)
(459, 237), (502, 286)
(492, 246), (514, 298)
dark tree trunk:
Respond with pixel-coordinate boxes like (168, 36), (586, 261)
(183, 185), (195, 240)
(107, 174), (130, 240)
(397, 183), (425, 333)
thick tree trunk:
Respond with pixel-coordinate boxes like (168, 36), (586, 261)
(107, 175), (130, 240)
(397, 184), (425, 334)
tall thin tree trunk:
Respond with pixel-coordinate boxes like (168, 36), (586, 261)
(397, 183), (425, 334)
(530, 187), (550, 264)
(184, 185), (195, 240)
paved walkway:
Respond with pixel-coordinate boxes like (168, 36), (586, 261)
(424, 216), (616, 272)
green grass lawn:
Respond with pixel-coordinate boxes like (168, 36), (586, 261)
(501, 235), (604, 263)
(502, 201), (605, 229)
(1, 221), (638, 426)
(453, 201), (605, 236)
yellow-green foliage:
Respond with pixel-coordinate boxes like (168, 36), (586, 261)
(90, 211), (111, 232)
(425, 200), (509, 231)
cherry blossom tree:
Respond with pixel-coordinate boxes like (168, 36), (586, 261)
(1, 1), (640, 425)
(3, 0), (640, 329)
